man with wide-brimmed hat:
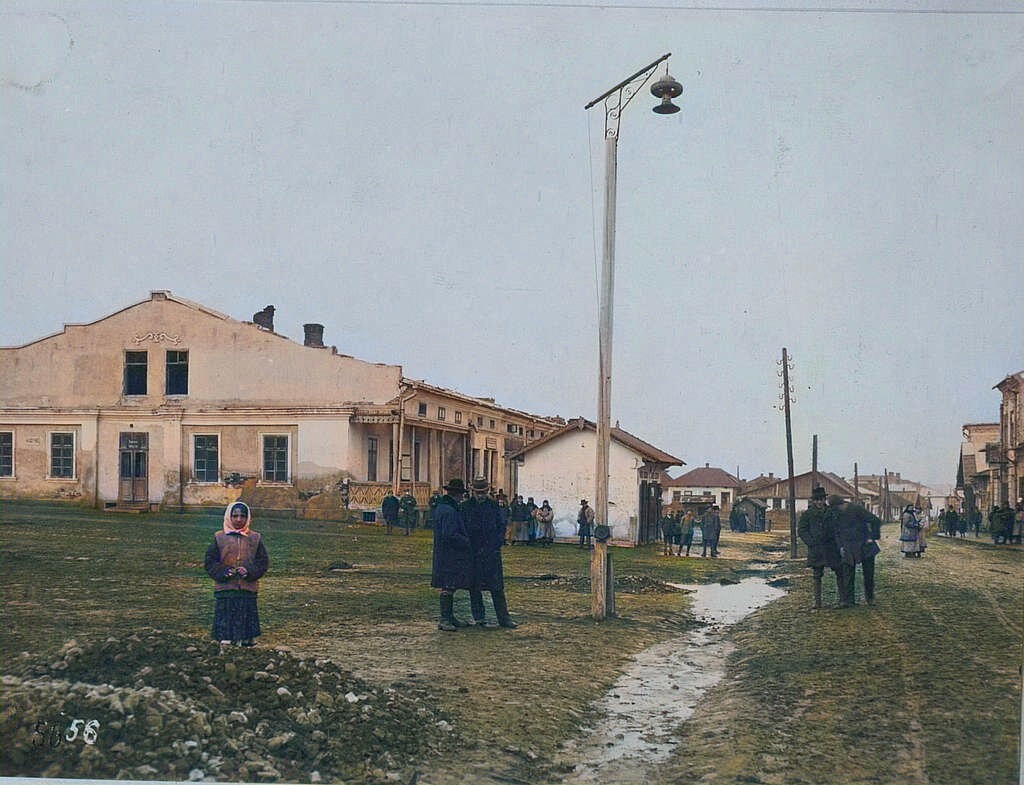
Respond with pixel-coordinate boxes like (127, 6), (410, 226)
(430, 478), (474, 631)
(798, 486), (841, 609)
(464, 477), (518, 628)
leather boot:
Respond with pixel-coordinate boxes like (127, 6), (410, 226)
(813, 576), (822, 609)
(493, 591), (518, 628)
(438, 594), (457, 632)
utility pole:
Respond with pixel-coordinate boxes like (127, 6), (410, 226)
(780, 348), (798, 558)
(812, 434), (818, 493)
(854, 462), (860, 505)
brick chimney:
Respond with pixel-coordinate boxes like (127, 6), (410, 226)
(303, 323), (325, 348)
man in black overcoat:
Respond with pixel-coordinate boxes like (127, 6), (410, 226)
(797, 486), (841, 609)
(381, 491), (400, 535)
(828, 494), (882, 607)
(464, 477), (518, 628)
(430, 478), (474, 631)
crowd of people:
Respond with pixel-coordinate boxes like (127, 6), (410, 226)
(934, 500), (1023, 544)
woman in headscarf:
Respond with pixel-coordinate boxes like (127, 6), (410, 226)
(899, 504), (922, 558)
(205, 501), (270, 647)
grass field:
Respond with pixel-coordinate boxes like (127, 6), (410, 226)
(1, 501), (1021, 784)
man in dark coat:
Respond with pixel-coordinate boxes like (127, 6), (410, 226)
(828, 494), (882, 607)
(381, 491), (400, 535)
(399, 490), (418, 535)
(701, 505), (722, 557)
(430, 479), (474, 631)
(463, 477), (517, 628)
(797, 486), (841, 609)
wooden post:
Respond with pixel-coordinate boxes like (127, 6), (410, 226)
(812, 434), (818, 493)
(592, 539), (608, 619)
(782, 348), (798, 558)
(854, 462), (860, 505)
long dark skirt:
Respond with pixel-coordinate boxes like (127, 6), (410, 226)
(212, 590), (261, 641)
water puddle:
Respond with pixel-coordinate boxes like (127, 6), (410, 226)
(556, 577), (785, 784)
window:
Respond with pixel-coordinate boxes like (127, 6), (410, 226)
(367, 437), (379, 481)
(166, 350), (189, 395)
(506, 424), (522, 435)
(194, 435), (219, 482)
(50, 432), (75, 478)
(489, 419), (495, 429)
(417, 403), (427, 417)
(454, 411), (462, 424)
(124, 351), (148, 395)
(437, 406), (446, 421)
(263, 435), (289, 482)
(0, 432), (12, 477)
(477, 416), (483, 427)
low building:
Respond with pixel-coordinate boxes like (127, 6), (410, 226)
(510, 417), (683, 545)
(0, 291), (560, 515)
(662, 463), (741, 514)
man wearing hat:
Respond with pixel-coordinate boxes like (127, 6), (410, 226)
(701, 505), (722, 558)
(798, 486), (841, 609)
(464, 477), (518, 628)
(577, 500), (595, 549)
(828, 494), (882, 607)
(430, 478), (474, 631)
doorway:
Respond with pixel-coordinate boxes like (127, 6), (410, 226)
(118, 432), (149, 503)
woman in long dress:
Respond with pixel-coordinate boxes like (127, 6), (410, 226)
(899, 505), (922, 558)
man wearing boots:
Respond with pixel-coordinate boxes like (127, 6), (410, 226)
(463, 477), (518, 629)
(430, 479), (474, 631)
(829, 494), (882, 607)
(798, 486), (840, 609)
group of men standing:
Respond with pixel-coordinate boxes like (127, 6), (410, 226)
(659, 506), (722, 557)
(797, 487), (883, 609)
(430, 478), (518, 632)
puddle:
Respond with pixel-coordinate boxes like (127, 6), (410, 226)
(556, 577), (785, 784)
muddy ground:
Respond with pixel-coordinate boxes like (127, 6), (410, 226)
(1, 502), (1020, 784)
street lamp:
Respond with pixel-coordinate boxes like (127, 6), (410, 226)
(584, 54), (682, 621)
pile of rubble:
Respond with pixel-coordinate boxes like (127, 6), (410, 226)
(1, 629), (458, 782)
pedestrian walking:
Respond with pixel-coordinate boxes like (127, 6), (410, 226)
(205, 501), (270, 647)
(430, 479), (474, 631)
(797, 486), (841, 609)
(464, 477), (518, 628)
(828, 494), (882, 607)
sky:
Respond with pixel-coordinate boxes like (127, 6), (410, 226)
(2, 0), (1022, 492)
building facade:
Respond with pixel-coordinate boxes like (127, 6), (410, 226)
(511, 417), (683, 545)
(0, 292), (560, 514)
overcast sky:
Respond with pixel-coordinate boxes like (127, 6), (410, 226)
(2, 0), (1021, 490)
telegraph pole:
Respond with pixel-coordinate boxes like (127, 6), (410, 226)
(781, 348), (798, 558)
(812, 434), (818, 493)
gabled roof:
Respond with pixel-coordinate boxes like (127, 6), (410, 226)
(5, 290), (232, 349)
(511, 417), (683, 466)
(667, 465), (740, 488)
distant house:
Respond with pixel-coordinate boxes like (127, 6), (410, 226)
(732, 497), (768, 532)
(741, 470), (858, 514)
(511, 417), (683, 545)
(662, 463), (741, 514)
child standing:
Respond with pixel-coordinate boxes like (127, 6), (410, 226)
(205, 501), (269, 647)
